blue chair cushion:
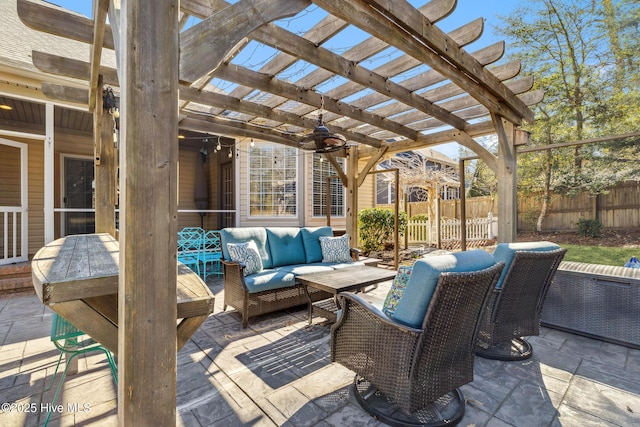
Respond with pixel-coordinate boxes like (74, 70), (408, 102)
(393, 250), (496, 328)
(226, 241), (263, 276)
(492, 241), (560, 288)
(220, 227), (272, 269)
(382, 266), (413, 317)
(266, 228), (307, 267)
(300, 226), (334, 263)
(319, 234), (352, 263)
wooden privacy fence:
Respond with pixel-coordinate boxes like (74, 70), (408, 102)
(517, 181), (640, 232)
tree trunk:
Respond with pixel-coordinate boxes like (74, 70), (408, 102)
(602, 0), (625, 90)
(537, 150), (553, 232)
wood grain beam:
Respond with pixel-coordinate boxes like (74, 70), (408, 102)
(356, 0), (535, 124)
(180, 116), (299, 147)
(89, 0), (109, 112)
(275, 0), (460, 113)
(334, 43), (509, 130)
(254, 21), (467, 130)
(314, 0), (531, 126)
(17, 0), (115, 49)
(213, 63), (419, 141)
(299, 17), (487, 122)
(32, 51), (119, 86)
(179, 0), (310, 84)
(179, 86), (383, 148)
(41, 83), (88, 104)
(451, 131), (497, 173)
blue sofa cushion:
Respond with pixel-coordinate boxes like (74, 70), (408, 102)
(319, 234), (352, 263)
(382, 266), (413, 317)
(393, 250), (496, 328)
(266, 228), (307, 267)
(244, 269), (296, 293)
(227, 241), (263, 276)
(492, 241), (560, 288)
(276, 264), (335, 276)
(300, 226), (334, 263)
(220, 227), (272, 269)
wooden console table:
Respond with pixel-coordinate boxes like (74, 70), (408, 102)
(31, 233), (215, 354)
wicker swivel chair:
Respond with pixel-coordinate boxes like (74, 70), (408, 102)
(475, 242), (567, 361)
(331, 251), (504, 426)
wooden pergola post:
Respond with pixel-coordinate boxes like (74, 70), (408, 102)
(494, 114), (518, 243)
(346, 147), (360, 246)
(117, 1), (179, 425)
(94, 79), (117, 236)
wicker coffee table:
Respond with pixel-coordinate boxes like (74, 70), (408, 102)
(297, 266), (397, 324)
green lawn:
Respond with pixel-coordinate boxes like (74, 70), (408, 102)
(560, 244), (640, 267)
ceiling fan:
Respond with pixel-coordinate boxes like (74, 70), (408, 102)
(298, 113), (347, 153)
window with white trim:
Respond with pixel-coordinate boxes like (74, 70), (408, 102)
(312, 153), (345, 217)
(248, 143), (297, 217)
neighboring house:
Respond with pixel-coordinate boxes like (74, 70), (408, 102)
(376, 147), (460, 206)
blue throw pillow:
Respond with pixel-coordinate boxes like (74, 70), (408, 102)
(266, 228), (306, 267)
(319, 234), (352, 263)
(382, 266), (412, 317)
(301, 227), (334, 263)
(227, 241), (263, 276)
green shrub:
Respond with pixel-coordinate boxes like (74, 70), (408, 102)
(358, 208), (407, 253)
(577, 218), (603, 238)
(410, 213), (429, 222)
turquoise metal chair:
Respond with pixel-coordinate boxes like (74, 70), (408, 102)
(45, 313), (117, 426)
(198, 230), (223, 280)
(177, 229), (202, 276)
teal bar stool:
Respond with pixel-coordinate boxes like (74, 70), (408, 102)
(44, 314), (117, 426)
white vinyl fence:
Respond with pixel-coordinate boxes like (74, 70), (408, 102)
(407, 215), (497, 246)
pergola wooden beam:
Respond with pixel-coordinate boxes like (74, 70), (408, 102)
(180, 87), (383, 148)
(213, 63), (420, 141)
(17, 0), (115, 49)
(88, 0), (109, 111)
(41, 82), (89, 105)
(179, 0), (310, 84)
(297, 17), (487, 122)
(331, 43), (506, 131)
(357, 0), (534, 123)
(179, 116), (301, 147)
(254, 21), (467, 130)
(314, 0), (531, 126)
(32, 51), (119, 86)
(263, 0), (460, 114)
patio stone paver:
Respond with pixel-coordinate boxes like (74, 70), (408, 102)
(1, 276), (640, 426)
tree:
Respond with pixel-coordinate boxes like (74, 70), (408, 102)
(378, 151), (459, 222)
(497, 0), (640, 231)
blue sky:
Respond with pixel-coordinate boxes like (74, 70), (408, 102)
(47, 0), (519, 158)
(49, 0), (518, 44)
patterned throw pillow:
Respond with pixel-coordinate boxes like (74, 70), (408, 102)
(226, 241), (263, 276)
(319, 234), (352, 263)
(382, 266), (413, 317)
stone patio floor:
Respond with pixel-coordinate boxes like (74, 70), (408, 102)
(1, 275), (640, 426)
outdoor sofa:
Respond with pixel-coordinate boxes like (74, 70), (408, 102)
(220, 226), (371, 328)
